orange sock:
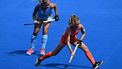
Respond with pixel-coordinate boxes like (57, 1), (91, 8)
(39, 52), (53, 60)
(85, 50), (95, 65)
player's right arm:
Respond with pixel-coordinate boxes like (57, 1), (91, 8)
(32, 4), (39, 21)
(66, 27), (73, 54)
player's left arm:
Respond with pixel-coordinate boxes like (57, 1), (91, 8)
(50, 3), (58, 15)
(79, 23), (86, 41)
(50, 3), (59, 21)
(77, 23), (86, 46)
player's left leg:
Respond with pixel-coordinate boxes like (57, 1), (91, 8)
(78, 42), (103, 69)
(70, 35), (96, 65)
(40, 22), (51, 55)
(26, 22), (42, 55)
(71, 36), (95, 64)
(79, 42), (96, 65)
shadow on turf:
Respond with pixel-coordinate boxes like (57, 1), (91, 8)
(40, 63), (92, 69)
(7, 50), (43, 56)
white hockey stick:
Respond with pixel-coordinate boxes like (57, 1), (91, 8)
(68, 44), (79, 64)
(43, 19), (55, 23)
(24, 19), (55, 26)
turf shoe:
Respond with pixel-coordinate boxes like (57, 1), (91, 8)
(40, 48), (45, 55)
(93, 61), (103, 69)
(35, 58), (41, 66)
(26, 48), (34, 55)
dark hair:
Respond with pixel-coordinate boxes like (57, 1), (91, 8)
(39, 0), (49, 3)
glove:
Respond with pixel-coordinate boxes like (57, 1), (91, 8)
(54, 15), (59, 21)
(77, 40), (82, 46)
(34, 20), (39, 24)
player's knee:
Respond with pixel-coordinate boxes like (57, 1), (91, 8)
(43, 31), (48, 35)
(33, 30), (40, 36)
(34, 28), (40, 35)
(43, 25), (49, 31)
(83, 47), (89, 52)
(48, 52), (55, 56)
(51, 52), (57, 56)
(43, 28), (48, 31)
(80, 45), (89, 52)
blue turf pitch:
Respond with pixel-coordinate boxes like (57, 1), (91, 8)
(0, 0), (122, 69)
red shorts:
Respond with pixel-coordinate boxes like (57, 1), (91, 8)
(60, 34), (78, 44)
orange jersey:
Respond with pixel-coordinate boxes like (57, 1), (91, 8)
(70, 26), (81, 35)
(60, 27), (81, 44)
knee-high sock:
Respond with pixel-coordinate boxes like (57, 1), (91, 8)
(42, 34), (48, 49)
(30, 35), (37, 49)
(85, 50), (95, 65)
(39, 52), (53, 60)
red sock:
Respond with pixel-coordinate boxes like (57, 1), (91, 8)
(85, 50), (95, 65)
(39, 52), (53, 60)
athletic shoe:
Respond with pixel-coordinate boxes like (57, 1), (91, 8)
(35, 58), (41, 66)
(26, 48), (34, 55)
(40, 48), (45, 55)
(93, 61), (103, 69)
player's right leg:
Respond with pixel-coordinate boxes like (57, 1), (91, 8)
(35, 42), (66, 66)
(93, 61), (103, 69)
(26, 23), (42, 55)
(26, 35), (37, 55)
(40, 22), (50, 55)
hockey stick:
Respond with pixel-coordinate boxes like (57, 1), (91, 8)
(24, 23), (34, 25)
(64, 44), (79, 69)
(24, 19), (55, 26)
(43, 19), (55, 23)
(68, 44), (79, 64)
